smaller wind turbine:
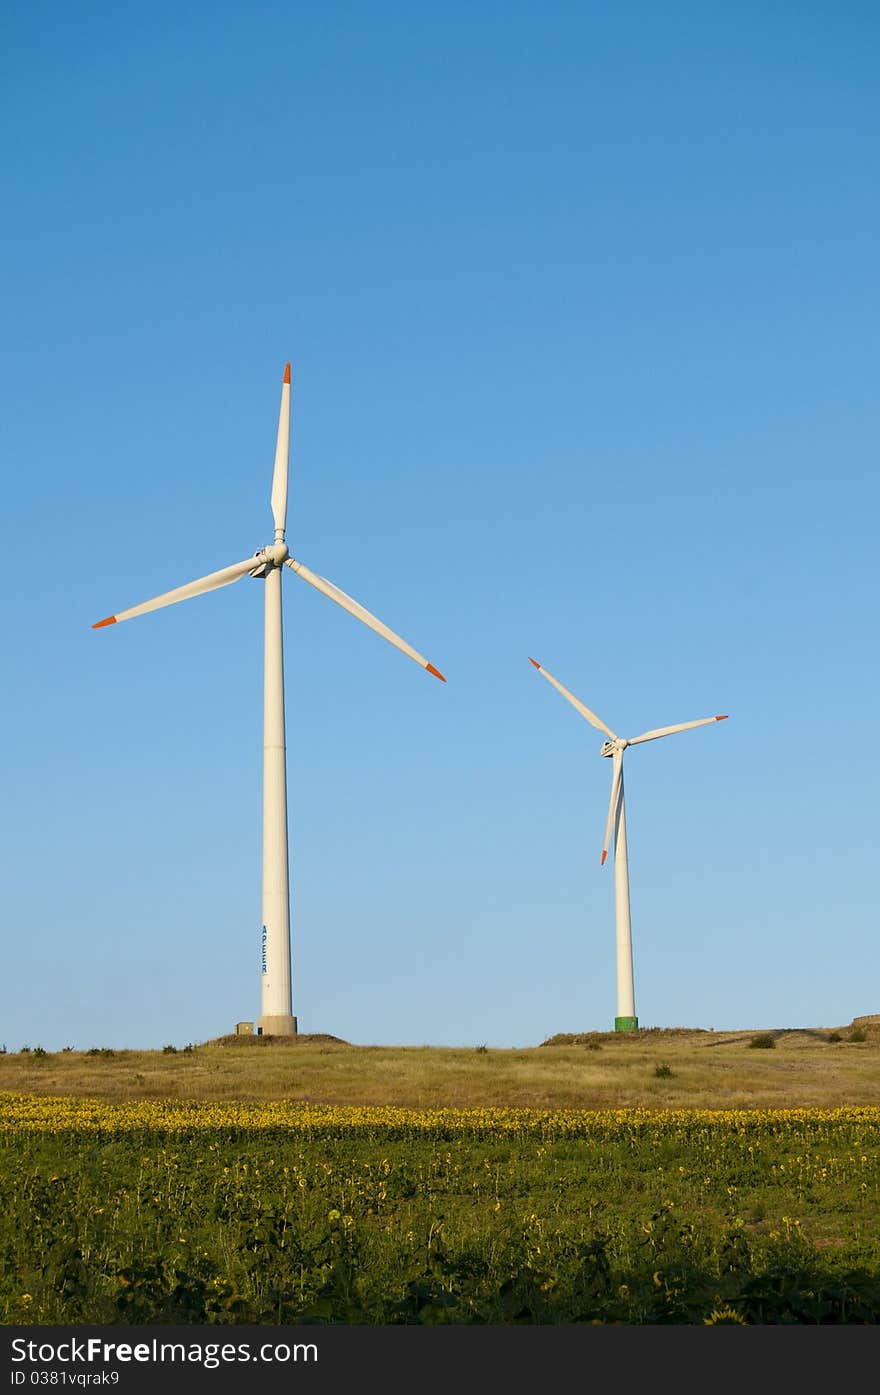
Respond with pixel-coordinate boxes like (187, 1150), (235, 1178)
(528, 658), (728, 1032)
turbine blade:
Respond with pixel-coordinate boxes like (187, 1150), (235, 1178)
(270, 362), (291, 536)
(627, 715), (729, 746)
(91, 553), (265, 628)
(601, 749), (623, 866)
(528, 658), (617, 739)
(286, 558), (445, 680)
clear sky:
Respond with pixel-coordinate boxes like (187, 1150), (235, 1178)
(2, 2), (878, 1050)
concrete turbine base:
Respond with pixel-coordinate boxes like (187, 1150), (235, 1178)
(258, 1014), (298, 1037)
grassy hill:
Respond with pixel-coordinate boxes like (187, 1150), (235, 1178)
(2, 1016), (878, 1109)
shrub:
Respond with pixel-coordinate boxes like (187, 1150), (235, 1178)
(849, 1029), (867, 1043)
(86, 1048), (115, 1058)
(748, 1033), (777, 1050)
(32, 1046), (48, 1058)
(162, 1045), (178, 1055)
(654, 1063), (674, 1078)
(826, 1032), (843, 1043)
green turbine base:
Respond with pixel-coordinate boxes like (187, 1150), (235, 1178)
(614, 1016), (639, 1033)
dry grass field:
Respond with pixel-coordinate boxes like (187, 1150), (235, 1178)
(2, 1016), (878, 1109)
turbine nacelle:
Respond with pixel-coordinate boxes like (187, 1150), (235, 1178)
(249, 542), (290, 578)
(601, 738), (626, 758)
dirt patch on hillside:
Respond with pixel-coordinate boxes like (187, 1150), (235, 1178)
(205, 1033), (350, 1047)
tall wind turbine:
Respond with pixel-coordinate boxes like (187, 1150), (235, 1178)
(528, 658), (727, 1032)
(93, 363), (445, 1037)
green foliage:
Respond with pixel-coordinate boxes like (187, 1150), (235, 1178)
(3, 1112), (880, 1324)
(749, 1034), (777, 1050)
(849, 1030), (867, 1044)
(654, 1064), (674, 1078)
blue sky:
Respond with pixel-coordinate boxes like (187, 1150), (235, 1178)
(2, 2), (878, 1049)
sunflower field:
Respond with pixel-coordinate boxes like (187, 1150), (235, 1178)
(3, 1094), (880, 1324)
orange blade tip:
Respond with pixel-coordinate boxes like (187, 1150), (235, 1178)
(426, 663), (446, 683)
(283, 362), (291, 384)
(92, 616), (117, 629)
(528, 657), (541, 669)
(716, 714), (729, 721)
(600, 849), (608, 866)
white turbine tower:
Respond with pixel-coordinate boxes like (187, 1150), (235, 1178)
(528, 658), (727, 1032)
(93, 363), (445, 1038)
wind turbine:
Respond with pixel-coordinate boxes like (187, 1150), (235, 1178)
(528, 658), (727, 1032)
(93, 363), (445, 1038)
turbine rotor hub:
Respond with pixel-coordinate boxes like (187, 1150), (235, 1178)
(249, 542), (289, 578)
(601, 738), (627, 758)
